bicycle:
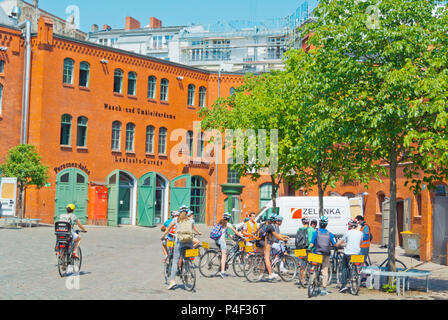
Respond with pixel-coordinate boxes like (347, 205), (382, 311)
(163, 238), (176, 284)
(329, 244), (344, 285)
(199, 235), (245, 278)
(294, 249), (312, 288)
(345, 254), (365, 295)
(243, 241), (297, 283)
(54, 222), (86, 278)
(307, 253), (324, 298)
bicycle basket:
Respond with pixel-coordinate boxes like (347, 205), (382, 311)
(308, 253), (323, 264)
(350, 255), (365, 264)
(55, 222), (71, 234)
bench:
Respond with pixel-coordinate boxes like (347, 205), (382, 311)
(362, 266), (432, 296)
(0, 216), (41, 228)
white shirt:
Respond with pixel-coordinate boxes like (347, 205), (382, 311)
(343, 229), (363, 255)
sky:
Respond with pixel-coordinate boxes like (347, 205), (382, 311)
(37, 0), (310, 32)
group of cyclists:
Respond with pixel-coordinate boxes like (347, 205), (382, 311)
(159, 205), (372, 295)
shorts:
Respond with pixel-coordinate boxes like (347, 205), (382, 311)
(271, 242), (283, 256)
(215, 237), (227, 251)
(255, 239), (265, 249)
(72, 232), (79, 241)
(360, 247), (370, 257)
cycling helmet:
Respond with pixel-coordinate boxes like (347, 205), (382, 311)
(302, 218), (310, 225)
(223, 212), (232, 220)
(66, 204), (76, 212)
(171, 211), (180, 217)
(243, 217), (250, 223)
(311, 219), (318, 225)
(269, 214), (278, 222)
(275, 215), (284, 222)
(319, 216), (329, 228)
(348, 219), (358, 228)
(179, 205), (189, 212)
(187, 210), (194, 217)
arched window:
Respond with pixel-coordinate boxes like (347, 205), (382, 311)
(188, 84), (196, 106)
(377, 192), (386, 213)
(79, 62), (90, 87)
(343, 193), (356, 199)
(230, 87), (235, 96)
(199, 86), (207, 107)
(191, 176), (207, 223)
(125, 123), (135, 152)
(187, 130), (194, 157)
(160, 78), (169, 101)
(111, 121), (122, 151)
(146, 125), (155, 154)
(128, 71), (137, 96)
(76, 116), (88, 147)
(0, 84), (3, 116)
(114, 69), (123, 93)
(158, 127), (167, 155)
(259, 183), (278, 209)
(60, 114), (72, 145)
(148, 76), (156, 99)
(63, 58), (74, 84)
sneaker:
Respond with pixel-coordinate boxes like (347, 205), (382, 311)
(217, 272), (228, 279)
(257, 274), (265, 281)
(167, 280), (176, 290)
(339, 286), (349, 294)
(320, 289), (329, 296)
(268, 273), (279, 280)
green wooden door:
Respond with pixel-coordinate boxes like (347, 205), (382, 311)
(55, 169), (89, 224)
(118, 186), (131, 225)
(170, 175), (191, 212)
(107, 172), (119, 227)
(138, 172), (156, 227)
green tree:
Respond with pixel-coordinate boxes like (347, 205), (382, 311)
(304, 0), (448, 271)
(0, 144), (49, 219)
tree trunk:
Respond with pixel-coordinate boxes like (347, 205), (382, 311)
(317, 166), (324, 217)
(388, 147), (398, 273)
(271, 175), (278, 213)
(18, 184), (25, 220)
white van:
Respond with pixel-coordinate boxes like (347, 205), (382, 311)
(251, 197), (355, 237)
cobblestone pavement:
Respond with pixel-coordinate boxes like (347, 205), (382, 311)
(0, 224), (447, 300)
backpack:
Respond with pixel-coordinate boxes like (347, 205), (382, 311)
(177, 219), (194, 243)
(295, 228), (309, 249)
(210, 223), (224, 240)
(255, 222), (269, 241)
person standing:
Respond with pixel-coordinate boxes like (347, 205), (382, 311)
(337, 220), (363, 293)
(356, 215), (372, 258)
(309, 216), (336, 296)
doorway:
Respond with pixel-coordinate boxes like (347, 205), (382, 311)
(107, 170), (137, 227)
(138, 172), (169, 227)
(433, 185), (448, 265)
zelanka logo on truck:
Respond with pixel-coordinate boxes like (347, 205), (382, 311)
(291, 208), (343, 219)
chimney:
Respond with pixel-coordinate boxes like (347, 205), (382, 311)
(150, 17), (162, 29)
(92, 24), (99, 32)
(103, 24), (111, 31)
(125, 16), (141, 31)
(37, 16), (54, 49)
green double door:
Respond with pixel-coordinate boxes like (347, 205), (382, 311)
(55, 168), (89, 224)
(137, 174), (190, 227)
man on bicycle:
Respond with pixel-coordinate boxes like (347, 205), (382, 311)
(336, 219), (363, 293)
(161, 211), (179, 262)
(309, 216), (336, 296)
(296, 218), (315, 250)
(58, 204), (87, 258)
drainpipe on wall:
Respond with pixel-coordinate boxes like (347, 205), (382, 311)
(214, 69), (222, 225)
(19, 20), (32, 145)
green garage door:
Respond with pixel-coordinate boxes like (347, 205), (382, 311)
(55, 168), (89, 224)
(138, 172), (156, 227)
(170, 175), (191, 213)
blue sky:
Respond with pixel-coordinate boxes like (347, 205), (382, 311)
(38, 0), (310, 32)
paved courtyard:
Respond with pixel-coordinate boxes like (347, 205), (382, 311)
(1, 224), (447, 300)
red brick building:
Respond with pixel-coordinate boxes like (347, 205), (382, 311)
(0, 17), (446, 265)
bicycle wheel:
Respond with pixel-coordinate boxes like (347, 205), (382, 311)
(164, 255), (173, 284)
(308, 268), (319, 298)
(57, 248), (67, 278)
(72, 247), (82, 274)
(199, 250), (220, 278)
(244, 254), (266, 283)
(335, 258), (343, 284)
(232, 252), (247, 278)
(350, 266), (361, 296)
(181, 259), (196, 292)
(278, 255), (297, 282)
(298, 260), (310, 288)
(327, 259), (334, 285)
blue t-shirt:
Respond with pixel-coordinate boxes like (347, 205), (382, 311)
(311, 228), (336, 248)
(164, 218), (175, 240)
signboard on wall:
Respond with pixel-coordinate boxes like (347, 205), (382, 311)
(0, 177), (17, 217)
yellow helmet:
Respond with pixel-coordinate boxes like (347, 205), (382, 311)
(66, 204), (76, 212)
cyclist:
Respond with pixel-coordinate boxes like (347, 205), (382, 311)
(161, 211), (179, 262)
(296, 218), (315, 250)
(309, 216), (336, 296)
(311, 219), (318, 230)
(214, 212), (244, 278)
(257, 214), (290, 281)
(187, 210), (203, 249)
(161, 209), (195, 290)
(58, 204), (87, 258)
(242, 212), (258, 246)
(336, 219), (363, 293)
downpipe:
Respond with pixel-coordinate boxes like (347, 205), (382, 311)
(18, 20), (31, 145)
